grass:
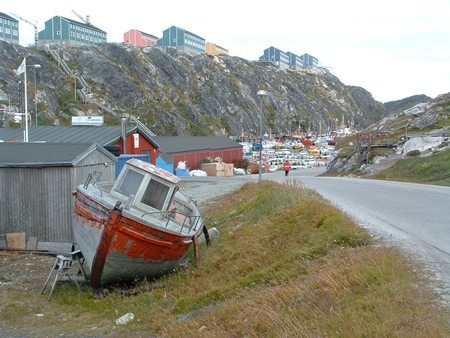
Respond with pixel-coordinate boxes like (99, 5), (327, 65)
(369, 147), (450, 186)
(1, 179), (449, 337)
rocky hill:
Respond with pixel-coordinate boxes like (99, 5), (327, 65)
(0, 40), (388, 138)
(327, 92), (450, 173)
(383, 94), (430, 114)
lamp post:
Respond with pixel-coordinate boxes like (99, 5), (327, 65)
(257, 90), (268, 182)
(30, 64), (41, 125)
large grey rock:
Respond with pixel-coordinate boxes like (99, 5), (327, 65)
(402, 136), (446, 155)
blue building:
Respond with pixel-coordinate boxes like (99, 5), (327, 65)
(286, 51), (303, 70)
(301, 53), (319, 68)
(259, 47), (290, 70)
(0, 12), (19, 44)
(38, 16), (107, 47)
(156, 26), (205, 53)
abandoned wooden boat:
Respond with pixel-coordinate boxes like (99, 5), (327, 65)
(72, 158), (207, 289)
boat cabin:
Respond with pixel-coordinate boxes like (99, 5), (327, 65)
(110, 158), (181, 214)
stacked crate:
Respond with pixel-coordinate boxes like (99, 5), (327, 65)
(202, 163), (234, 176)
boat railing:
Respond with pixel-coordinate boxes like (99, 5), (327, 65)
(83, 170), (103, 197)
(140, 210), (202, 234)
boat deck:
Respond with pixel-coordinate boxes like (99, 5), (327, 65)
(82, 183), (201, 237)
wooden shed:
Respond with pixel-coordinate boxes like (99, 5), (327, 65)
(0, 142), (117, 250)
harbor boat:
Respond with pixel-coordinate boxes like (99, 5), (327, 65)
(314, 138), (328, 148)
(301, 138), (314, 146)
(290, 141), (304, 150)
(72, 158), (207, 289)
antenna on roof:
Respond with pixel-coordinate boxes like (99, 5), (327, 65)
(71, 10), (91, 25)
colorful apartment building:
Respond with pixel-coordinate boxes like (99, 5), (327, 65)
(259, 46), (290, 70)
(206, 42), (228, 55)
(301, 53), (319, 68)
(286, 51), (303, 70)
(124, 29), (159, 47)
(259, 46), (319, 71)
(0, 12), (19, 44)
(38, 16), (107, 46)
(156, 26), (205, 53)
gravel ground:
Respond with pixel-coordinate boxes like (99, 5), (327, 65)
(178, 175), (254, 211)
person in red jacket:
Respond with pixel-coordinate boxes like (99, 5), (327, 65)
(283, 160), (291, 177)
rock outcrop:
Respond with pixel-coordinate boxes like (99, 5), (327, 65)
(0, 40), (387, 137)
(327, 93), (450, 174)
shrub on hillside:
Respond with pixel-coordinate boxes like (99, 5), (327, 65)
(407, 149), (421, 156)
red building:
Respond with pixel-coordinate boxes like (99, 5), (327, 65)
(123, 29), (159, 47)
(152, 136), (243, 170)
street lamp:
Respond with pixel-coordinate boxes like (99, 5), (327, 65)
(257, 90), (268, 182)
(29, 64), (41, 125)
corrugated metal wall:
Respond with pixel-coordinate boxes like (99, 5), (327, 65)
(0, 150), (116, 244)
(168, 148), (242, 171)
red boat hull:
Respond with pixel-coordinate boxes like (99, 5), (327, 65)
(73, 188), (196, 288)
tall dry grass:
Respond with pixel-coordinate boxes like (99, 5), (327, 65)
(1, 179), (449, 337)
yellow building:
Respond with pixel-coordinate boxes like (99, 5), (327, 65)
(206, 42), (228, 56)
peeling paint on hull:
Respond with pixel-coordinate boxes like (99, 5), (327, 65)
(73, 183), (202, 288)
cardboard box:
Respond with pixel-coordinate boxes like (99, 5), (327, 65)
(202, 163), (224, 176)
(224, 163), (234, 176)
(202, 163), (234, 176)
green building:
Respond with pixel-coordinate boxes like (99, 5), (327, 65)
(0, 12), (19, 44)
(38, 16), (107, 47)
(156, 26), (205, 53)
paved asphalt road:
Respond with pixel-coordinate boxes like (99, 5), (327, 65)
(182, 167), (450, 305)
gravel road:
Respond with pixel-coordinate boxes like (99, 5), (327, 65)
(178, 174), (257, 211)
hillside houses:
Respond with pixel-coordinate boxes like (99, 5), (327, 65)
(258, 46), (319, 71)
(3, 10), (320, 64)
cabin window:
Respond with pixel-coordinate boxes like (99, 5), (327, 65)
(115, 168), (144, 197)
(140, 179), (169, 210)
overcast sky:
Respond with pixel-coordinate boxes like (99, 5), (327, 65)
(3, 0), (450, 103)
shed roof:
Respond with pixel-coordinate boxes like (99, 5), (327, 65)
(0, 126), (159, 148)
(0, 142), (116, 167)
(152, 136), (242, 154)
